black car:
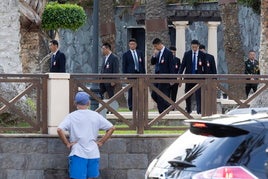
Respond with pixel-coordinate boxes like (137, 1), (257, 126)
(145, 112), (268, 179)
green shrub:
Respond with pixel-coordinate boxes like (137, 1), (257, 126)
(42, 2), (87, 31)
(238, 0), (260, 14)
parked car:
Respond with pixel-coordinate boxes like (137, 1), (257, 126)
(226, 107), (268, 115)
(145, 112), (268, 179)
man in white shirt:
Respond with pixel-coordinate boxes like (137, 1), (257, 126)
(57, 91), (115, 179)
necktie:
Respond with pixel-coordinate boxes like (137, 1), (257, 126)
(51, 54), (55, 67)
(192, 52), (196, 74)
(133, 50), (139, 71)
(159, 51), (163, 63)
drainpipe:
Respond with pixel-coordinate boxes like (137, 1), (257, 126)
(90, 0), (100, 110)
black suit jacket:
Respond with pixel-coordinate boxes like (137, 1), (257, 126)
(101, 53), (119, 74)
(151, 47), (174, 74)
(179, 50), (206, 74)
(50, 50), (66, 72)
(122, 49), (146, 73)
(173, 56), (181, 74)
(204, 53), (217, 74)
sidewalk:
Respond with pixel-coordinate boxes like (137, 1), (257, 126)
(106, 111), (202, 120)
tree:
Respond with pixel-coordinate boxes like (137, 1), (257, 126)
(218, 0), (246, 99)
(100, 0), (116, 48)
(19, 0), (49, 73)
(250, 0), (268, 107)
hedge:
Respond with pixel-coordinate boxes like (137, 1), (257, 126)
(42, 2), (87, 31)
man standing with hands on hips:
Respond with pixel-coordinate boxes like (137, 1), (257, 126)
(57, 91), (115, 179)
(122, 38), (146, 111)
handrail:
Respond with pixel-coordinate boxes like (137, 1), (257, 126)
(0, 74), (48, 133)
(1, 73), (267, 134)
(70, 74), (268, 134)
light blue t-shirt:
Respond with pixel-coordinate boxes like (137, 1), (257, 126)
(58, 109), (113, 159)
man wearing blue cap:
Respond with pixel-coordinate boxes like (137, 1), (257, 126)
(57, 91), (115, 179)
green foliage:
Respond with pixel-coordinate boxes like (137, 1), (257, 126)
(42, 2), (87, 31)
(238, 0), (261, 14)
(48, 0), (94, 7)
(26, 98), (36, 111)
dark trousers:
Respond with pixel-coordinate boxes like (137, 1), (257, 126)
(127, 88), (133, 111)
(185, 83), (201, 114)
(245, 83), (258, 97)
(100, 83), (114, 99)
(151, 83), (171, 113)
(170, 84), (179, 102)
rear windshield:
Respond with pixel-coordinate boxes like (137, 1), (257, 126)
(156, 130), (253, 171)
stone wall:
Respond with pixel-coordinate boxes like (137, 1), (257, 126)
(0, 0), (21, 73)
(0, 134), (177, 179)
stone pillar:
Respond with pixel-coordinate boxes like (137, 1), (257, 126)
(47, 73), (70, 135)
(173, 21), (188, 59)
(207, 21), (221, 68)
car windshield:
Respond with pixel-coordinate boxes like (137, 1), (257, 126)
(156, 129), (251, 172)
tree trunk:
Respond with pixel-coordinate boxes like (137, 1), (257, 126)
(145, 0), (170, 74)
(259, 0), (268, 75)
(219, 0), (246, 99)
(99, 0), (116, 49)
(19, 0), (50, 73)
(250, 0), (268, 107)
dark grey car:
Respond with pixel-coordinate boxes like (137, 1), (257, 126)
(145, 112), (268, 179)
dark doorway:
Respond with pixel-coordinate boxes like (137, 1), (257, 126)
(128, 28), (145, 55)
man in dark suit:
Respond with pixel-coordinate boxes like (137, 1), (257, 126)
(151, 38), (174, 113)
(49, 40), (66, 72)
(179, 40), (206, 114)
(244, 50), (260, 97)
(100, 42), (119, 99)
(122, 38), (146, 111)
(199, 44), (217, 74)
(169, 46), (181, 103)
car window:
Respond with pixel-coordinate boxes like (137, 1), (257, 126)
(159, 130), (260, 172)
(191, 135), (248, 171)
(239, 133), (267, 178)
(155, 130), (207, 168)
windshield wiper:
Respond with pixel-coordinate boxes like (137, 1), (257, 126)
(168, 159), (196, 168)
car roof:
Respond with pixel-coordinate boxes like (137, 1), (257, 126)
(226, 107), (268, 115)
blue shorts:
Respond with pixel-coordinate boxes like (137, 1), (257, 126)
(69, 155), (100, 179)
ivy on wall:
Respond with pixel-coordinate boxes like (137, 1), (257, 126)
(41, 2), (87, 31)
